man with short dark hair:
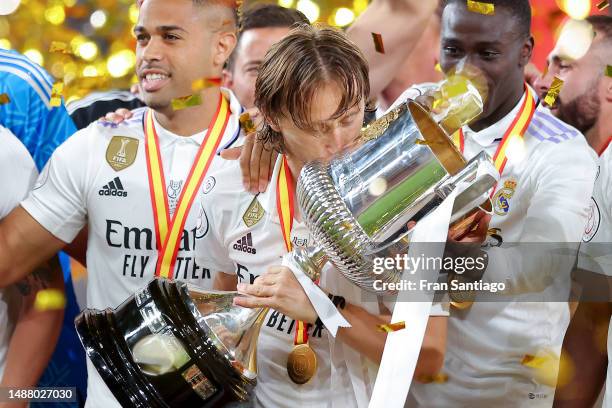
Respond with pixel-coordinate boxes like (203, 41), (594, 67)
(390, 1), (596, 406)
(223, 4), (309, 109)
(0, 1), (244, 406)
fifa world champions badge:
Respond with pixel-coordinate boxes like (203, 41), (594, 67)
(493, 179), (517, 216)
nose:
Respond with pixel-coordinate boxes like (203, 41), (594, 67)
(324, 128), (353, 156)
(141, 37), (163, 64)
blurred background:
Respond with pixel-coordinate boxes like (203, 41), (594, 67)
(0, 0), (608, 102)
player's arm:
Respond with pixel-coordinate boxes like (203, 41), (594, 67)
(235, 266), (446, 375)
(336, 304), (447, 377)
(0, 255), (65, 397)
(481, 142), (597, 294)
(0, 207), (67, 287)
(347, 0), (439, 98)
(552, 301), (611, 407)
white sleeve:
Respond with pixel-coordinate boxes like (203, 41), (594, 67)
(483, 140), (597, 294)
(20, 128), (92, 243)
(0, 126), (38, 217)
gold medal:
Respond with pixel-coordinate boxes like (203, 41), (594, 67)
(287, 343), (317, 385)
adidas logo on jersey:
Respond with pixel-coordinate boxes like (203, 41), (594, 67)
(99, 177), (127, 197)
(233, 233), (256, 254)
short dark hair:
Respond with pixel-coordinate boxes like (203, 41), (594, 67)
(255, 24), (370, 152)
(442, 0), (531, 38)
(587, 15), (612, 44)
(226, 4), (309, 72)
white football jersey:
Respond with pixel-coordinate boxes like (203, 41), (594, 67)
(578, 141), (612, 408)
(21, 89), (244, 408)
(390, 85), (597, 407)
(0, 125), (38, 378)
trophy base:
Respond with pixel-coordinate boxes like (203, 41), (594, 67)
(75, 279), (255, 408)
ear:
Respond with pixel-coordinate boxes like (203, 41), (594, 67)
(519, 35), (535, 68)
(213, 30), (237, 70)
(222, 68), (233, 88)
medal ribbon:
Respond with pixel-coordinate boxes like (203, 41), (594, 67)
(144, 93), (230, 278)
(451, 83), (536, 186)
(276, 156), (311, 347)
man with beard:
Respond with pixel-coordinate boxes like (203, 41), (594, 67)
(388, 0), (596, 406)
(533, 16), (612, 407)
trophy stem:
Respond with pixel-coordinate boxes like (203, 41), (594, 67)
(289, 246), (328, 282)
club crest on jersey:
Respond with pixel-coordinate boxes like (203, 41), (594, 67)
(243, 196), (265, 227)
(106, 136), (139, 171)
(493, 179), (517, 216)
(583, 197), (600, 242)
(202, 176), (216, 194)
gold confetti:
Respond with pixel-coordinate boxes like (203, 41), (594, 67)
(467, 0), (495, 15)
(171, 94), (202, 111)
(239, 112), (257, 134)
(522, 351), (574, 388)
(542, 63), (549, 78)
(596, 0), (609, 10)
(606, 65), (612, 77)
(544, 77), (563, 107)
(50, 82), (64, 107)
(416, 372), (449, 383)
(377, 321), (406, 333)
(191, 77), (222, 92)
(0, 93), (10, 105)
(372, 33), (385, 54)
(434, 62), (442, 73)
(49, 41), (71, 54)
(34, 289), (66, 311)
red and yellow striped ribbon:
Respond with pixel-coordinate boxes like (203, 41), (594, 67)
(451, 83), (536, 180)
(144, 93), (230, 278)
(275, 156), (312, 346)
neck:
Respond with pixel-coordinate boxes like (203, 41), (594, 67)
(153, 88), (222, 136)
(470, 84), (525, 132)
(585, 114), (612, 155)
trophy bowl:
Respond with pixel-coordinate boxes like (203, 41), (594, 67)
(293, 100), (498, 292)
(75, 278), (267, 407)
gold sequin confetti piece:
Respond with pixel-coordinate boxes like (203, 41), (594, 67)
(606, 65), (612, 77)
(544, 77), (564, 107)
(416, 372), (449, 383)
(0, 93), (10, 105)
(239, 112), (257, 134)
(34, 289), (66, 311)
(467, 0), (494, 15)
(191, 77), (222, 92)
(596, 0), (609, 10)
(171, 94), (202, 111)
(372, 33), (385, 54)
(49, 41), (71, 54)
(50, 82), (64, 107)
(377, 321), (406, 333)
(542, 63), (549, 78)
(434, 62), (442, 73)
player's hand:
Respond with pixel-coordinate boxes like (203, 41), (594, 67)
(233, 266), (318, 324)
(220, 107), (278, 194)
(99, 108), (133, 124)
(449, 209), (491, 243)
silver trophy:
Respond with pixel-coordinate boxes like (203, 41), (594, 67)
(292, 80), (498, 292)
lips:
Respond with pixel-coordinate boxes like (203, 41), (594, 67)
(140, 70), (170, 92)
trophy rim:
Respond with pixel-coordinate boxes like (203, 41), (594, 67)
(408, 101), (467, 176)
